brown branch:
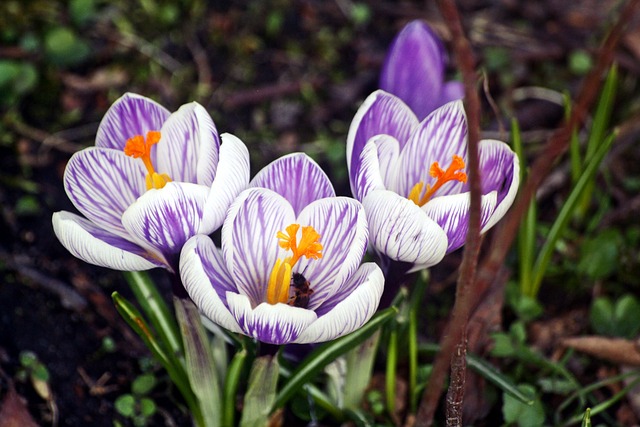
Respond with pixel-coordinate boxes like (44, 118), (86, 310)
(415, 0), (483, 425)
(415, 0), (640, 425)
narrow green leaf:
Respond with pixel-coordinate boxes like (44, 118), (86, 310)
(581, 408), (591, 427)
(408, 276), (428, 412)
(123, 271), (183, 358)
(240, 355), (279, 427)
(344, 331), (380, 409)
(386, 328), (398, 416)
(174, 296), (221, 427)
(223, 349), (248, 427)
(530, 133), (615, 296)
(279, 365), (344, 421)
(111, 292), (199, 420)
(274, 307), (397, 409)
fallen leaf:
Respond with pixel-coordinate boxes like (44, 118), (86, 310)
(560, 336), (640, 366)
(0, 385), (39, 427)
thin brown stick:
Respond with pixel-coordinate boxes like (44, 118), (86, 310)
(415, 0), (640, 425)
(415, 0), (483, 425)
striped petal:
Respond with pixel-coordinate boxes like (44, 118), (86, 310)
(295, 197), (368, 310)
(64, 147), (146, 238)
(353, 139), (386, 201)
(96, 93), (170, 151)
(478, 139), (520, 231)
(222, 188), (295, 306)
(396, 100), (468, 197)
(295, 262), (383, 343)
(201, 133), (250, 234)
(179, 235), (243, 334)
(121, 182), (209, 257)
(422, 191), (498, 253)
(379, 20), (446, 121)
(227, 294), (317, 345)
(347, 90), (418, 197)
(52, 211), (164, 270)
(250, 153), (335, 216)
(363, 190), (447, 267)
(156, 102), (220, 185)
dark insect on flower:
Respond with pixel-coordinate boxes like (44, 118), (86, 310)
(288, 272), (314, 309)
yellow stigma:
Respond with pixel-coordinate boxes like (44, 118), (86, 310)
(124, 131), (172, 190)
(408, 154), (467, 207)
(266, 224), (323, 305)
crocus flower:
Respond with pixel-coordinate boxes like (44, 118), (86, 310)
(380, 20), (464, 121)
(180, 153), (384, 345)
(347, 90), (520, 272)
(52, 93), (250, 272)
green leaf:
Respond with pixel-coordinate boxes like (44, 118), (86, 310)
(581, 408), (591, 427)
(468, 358), (534, 405)
(577, 229), (622, 279)
(344, 331), (380, 409)
(223, 349), (248, 427)
(132, 374), (156, 396)
(174, 296), (221, 427)
(614, 295), (640, 338)
(123, 271), (183, 360)
(589, 297), (615, 336)
(44, 27), (90, 66)
(115, 394), (136, 417)
(239, 355), (279, 427)
(274, 307), (397, 409)
(139, 397), (157, 417)
(502, 384), (545, 427)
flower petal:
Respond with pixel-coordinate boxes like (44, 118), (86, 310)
(96, 93), (170, 151)
(250, 153), (335, 216)
(156, 102), (220, 185)
(353, 138), (386, 201)
(396, 100), (468, 197)
(294, 263), (383, 343)
(201, 133), (251, 233)
(222, 188), (295, 306)
(180, 235), (243, 334)
(347, 90), (418, 197)
(439, 81), (465, 105)
(64, 147), (146, 238)
(227, 294), (317, 345)
(121, 182), (209, 258)
(477, 139), (520, 231)
(52, 211), (163, 270)
(363, 190), (448, 267)
(422, 191), (497, 253)
(295, 197), (368, 310)
(379, 20), (446, 121)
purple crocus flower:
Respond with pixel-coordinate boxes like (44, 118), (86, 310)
(180, 153), (384, 345)
(347, 90), (520, 272)
(380, 20), (464, 121)
(52, 93), (250, 272)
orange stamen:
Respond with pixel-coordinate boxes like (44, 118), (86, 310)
(408, 155), (467, 207)
(124, 131), (171, 190)
(266, 224), (323, 305)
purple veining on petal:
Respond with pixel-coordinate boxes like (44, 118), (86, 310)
(243, 302), (316, 345)
(478, 139), (518, 206)
(315, 262), (380, 317)
(156, 103), (220, 185)
(347, 91), (418, 198)
(250, 153), (335, 216)
(353, 140), (386, 201)
(122, 182), (208, 257)
(64, 147), (146, 238)
(396, 101), (468, 198)
(380, 20), (446, 121)
(96, 93), (170, 152)
(295, 198), (367, 310)
(224, 189), (294, 306)
(193, 236), (236, 306)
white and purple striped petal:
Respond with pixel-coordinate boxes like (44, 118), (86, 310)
(295, 197), (368, 310)
(295, 263), (383, 343)
(121, 182), (209, 257)
(222, 188), (295, 306)
(64, 147), (146, 238)
(347, 90), (419, 197)
(201, 133), (250, 234)
(156, 102), (220, 185)
(180, 235), (243, 334)
(227, 294), (317, 345)
(250, 153), (335, 216)
(379, 20), (446, 121)
(95, 93), (170, 151)
(352, 139), (387, 201)
(53, 211), (164, 270)
(396, 100), (468, 198)
(363, 190), (448, 267)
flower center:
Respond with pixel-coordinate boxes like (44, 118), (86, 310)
(266, 224), (323, 305)
(407, 155), (467, 207)
(124, 131), (172, 190)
